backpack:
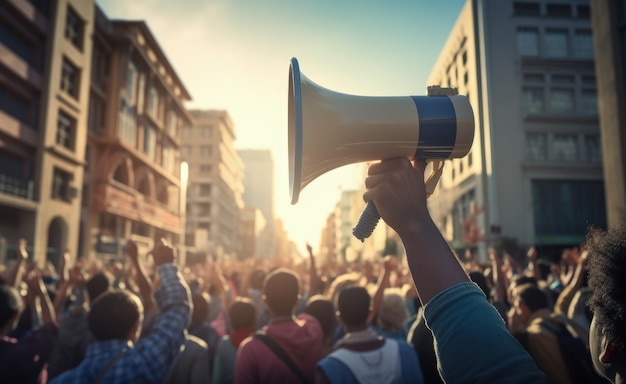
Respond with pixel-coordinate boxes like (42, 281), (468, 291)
(538, 321), (607, 384)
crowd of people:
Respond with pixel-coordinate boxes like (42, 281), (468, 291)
(0, 158), (624, 383)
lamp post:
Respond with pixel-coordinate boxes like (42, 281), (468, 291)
(179, 161), (189, 266)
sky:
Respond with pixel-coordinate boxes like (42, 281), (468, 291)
(97, 0), (467, 253)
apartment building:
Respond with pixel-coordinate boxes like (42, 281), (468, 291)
(83, 10), (192, 259)
(181, 110), (244, 260)
(0, 0), (94, 265)
(427, 0), (604, 259)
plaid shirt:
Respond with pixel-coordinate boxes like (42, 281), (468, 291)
(49, 264), (191, 384)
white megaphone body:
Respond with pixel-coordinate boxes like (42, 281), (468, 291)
(288, 57), (475, 240)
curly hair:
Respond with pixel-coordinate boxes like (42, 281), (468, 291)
(587, 225), (626, 355)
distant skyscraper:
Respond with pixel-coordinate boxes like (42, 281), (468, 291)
(238, 149), (276, 259)
(427, 0), (604, 259)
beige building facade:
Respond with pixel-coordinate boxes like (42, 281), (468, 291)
(82, 13), (191, 260)
(181, 110), (244, 260)
(1, 0), (94, 265)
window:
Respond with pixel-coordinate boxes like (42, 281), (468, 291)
(574, 30), (594, 58)
(181, 146), (192, 157)
(532, 180), (606, 239)
(527, 133), (547, 161)
(523, 73), (544, 83)
(553, 134), (578, 162)
(198, 203), (211, 215)
(64, 6), (84, 50)
(166, 110), (177, 136)
(200, 164), (212, 173)
(546, 4), (571, 18)
(201, 126), (213, 137)
(467, 152), (473, 167)
(51, 167), (73, 201)
(125, 61), (137, 105)
(522, 87), (544, 114)
(581, 75), (596, 86)
(61, 57), (80, 99)
(517, 27), (540, 56)
(161, 141), (175, 173)
(585, 135), (602, 163)
(147, 86), (159, 118)
(513, 2), (540, 16)
(56, 109), (75, 150)
(464, 71), (468, 85)
(545, 29), (569, 57)
(88, 96), (103, 133)
(577, 5), (590, 19)
(182, 127), (192, 138)
(200, 146), (212, 156)
(549, 88), (574, 112)
(0, 85), (34, 127)
(0, 19), (37, 68)
(143, 124), (157, 160)
(91, 46), (108, 89)
(199, 184), (211, 196)
(551, 74), (575, 85)
(462, 51), (467, 66)
(118, 99), (136, 146)
(137, 74), (145, 113)
(581, 90), (598, 114)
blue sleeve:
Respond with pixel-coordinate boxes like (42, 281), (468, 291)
(132, 264), (191, 382)
(423, 282), (545, 383)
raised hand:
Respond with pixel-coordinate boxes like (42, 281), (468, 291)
(151, 238), (174, 266)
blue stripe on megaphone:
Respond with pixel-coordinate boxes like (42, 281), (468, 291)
(411, 96), (457, 159)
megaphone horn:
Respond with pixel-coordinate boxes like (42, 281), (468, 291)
(288, 57), (475, 241)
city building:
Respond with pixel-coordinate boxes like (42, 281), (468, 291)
(240, 206), (266, 260)
(181, 109), (244, 260)
(427, 0), (604, 260)
(237, 148), (276, 259)
(83, 10), (192, 260)
(590, 0), (626, 228)
(0, 0), (95, 265)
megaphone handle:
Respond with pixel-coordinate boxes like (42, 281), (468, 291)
(352, 201), (380, 242)
(351, 160), (445, 242)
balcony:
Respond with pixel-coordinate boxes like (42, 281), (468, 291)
(0, 174), (34, 200)
(96, 180), (181, 234)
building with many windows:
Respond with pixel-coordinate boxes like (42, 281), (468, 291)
(82, 9), (192, 259)
(427, 0), (604, 260)
(0, 0), (94, 265)
(237, 149), (276, 259)
(181, 110), (244, 260)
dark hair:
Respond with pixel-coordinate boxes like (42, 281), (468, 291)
(190, 292), (210, 331)
(263, 268), (299, 315)
(469, 271), (490, 299)
(88, 290), (142, 341)
(337, 286), (371, 328)
(229, 298), (256, 330)
(305, 295), (335, 339)
(516, 284), (548, 312)
(587, 225), (626, 355)
(511, 275), (538, 289)
(0, 285), (23, 328)
(250, 269), (267, 290)
(86, 271), (113, 302)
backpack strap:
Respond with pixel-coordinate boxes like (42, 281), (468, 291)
(253, 332), (312, 384)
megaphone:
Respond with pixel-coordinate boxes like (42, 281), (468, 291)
(288, 57), (475, 240)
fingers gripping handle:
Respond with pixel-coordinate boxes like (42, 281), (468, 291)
(352, 160), (445, 242)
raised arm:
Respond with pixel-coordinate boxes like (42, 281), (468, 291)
(362, 158), (544, 383)
(6, 239), (28, 287)
(367, 255), (393, 324)
(306, 243), (322, 296)
(126, 241), (157, 314)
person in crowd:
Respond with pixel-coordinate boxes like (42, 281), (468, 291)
(509, 283), (592, 383)
(361, 158), (544, 382)
(304, 295), (336, 357)
(47, 258), (114, 379)
(235, 268), (324, 383)
(371, 287), (408, 340)
(316, 286), (424, 384)
(586, 225), (626, 383)
(213, 297), (257, 384)
(0, 266), (58, 384)
(50, 239), (191, 383)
